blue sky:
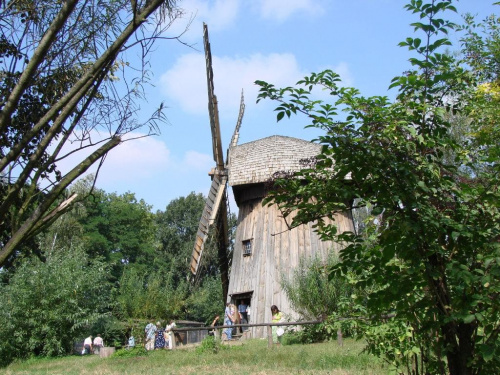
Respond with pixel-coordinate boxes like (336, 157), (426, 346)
(78, 0), (498, 212)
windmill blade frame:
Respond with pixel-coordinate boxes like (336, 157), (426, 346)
(189, 23), (231, 304)
(190, 175), (227, 276)
(204, 23), (225, 171)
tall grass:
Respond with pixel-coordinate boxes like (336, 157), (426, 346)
(0, 338), (386, 375)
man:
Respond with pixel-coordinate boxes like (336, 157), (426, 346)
(238, 300), (248, 324)
(83, 335), (93, 355)
(144, 322), (157, 351)
(93, 334), (104, 354)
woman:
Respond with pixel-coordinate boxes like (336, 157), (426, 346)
(232, 303), (242, 335)
(154, 321), (166, 349)
(224, 303), (234, 340)
(165, 320), (176, 349)
(271, 305), (284, 345)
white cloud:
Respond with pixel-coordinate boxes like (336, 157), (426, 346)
(160, 52), (305, 117)
(98, 135), (170, 183)
(53, 132), (170, 187)
(255, 0), (324, 22)
(166, 0), (241, 42)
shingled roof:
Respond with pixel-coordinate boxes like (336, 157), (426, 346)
(228, 135), (321, 187)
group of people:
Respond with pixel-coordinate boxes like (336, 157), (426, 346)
(223, 300), (250, 340)
(144, 321), (176, 350)
(222, 303), (284, 345)
(82, 334), (104, 355)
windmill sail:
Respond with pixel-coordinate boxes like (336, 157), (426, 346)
(190, 175), (227, 275)
(204, 23), (225, 170)
(189, 23), (231, 303)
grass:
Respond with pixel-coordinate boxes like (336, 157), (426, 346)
(0, 338), (387, 375)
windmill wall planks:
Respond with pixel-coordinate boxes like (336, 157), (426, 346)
(226, 135), (354, 339)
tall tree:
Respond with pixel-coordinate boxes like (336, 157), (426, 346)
(0, 0), (183, 267)
(256, 1), (499, 374)
(155, 192), (236, 286)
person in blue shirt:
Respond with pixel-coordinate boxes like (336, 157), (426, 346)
(238, 300), (248, 330)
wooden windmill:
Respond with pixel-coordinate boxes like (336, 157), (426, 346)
(190, 25), (355, 339)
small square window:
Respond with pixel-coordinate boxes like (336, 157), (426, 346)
(243, 240), (252, 256)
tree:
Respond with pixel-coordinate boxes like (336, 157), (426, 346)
(80, 190), (156, 278)
(0, 0), (183, 267)
(155, 192), (237, 286)
(256, 1), (499, 374)
(0, 245), (111, 366)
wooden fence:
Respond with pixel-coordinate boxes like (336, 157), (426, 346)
(170, 320), (333, 349)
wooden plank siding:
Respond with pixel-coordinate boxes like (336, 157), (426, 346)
(226, 198), (354, 339)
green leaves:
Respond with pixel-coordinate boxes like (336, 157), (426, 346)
(0, 246), (111, 365)
(256, 1), (500, 374)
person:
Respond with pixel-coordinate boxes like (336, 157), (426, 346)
(144, 322), (157, 351)
(247, 304), (251, 324)
(208, 315), (220, 336)
(165, 320), (176, 349)
(127, 335), (135, 349)
(232, 303), (242, 334)
(93, 334), (104, 354)
(154, 321), (166, 349)
(238, 301), (248, 331)
(238, 300), (248, 323)
(271, 305), (284, 346)
(224, 303), (234, 340)
(83, 335), (93, 355)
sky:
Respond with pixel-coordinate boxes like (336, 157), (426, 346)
(76, 0), (498, 213)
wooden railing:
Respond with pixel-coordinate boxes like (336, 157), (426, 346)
(170, 320), (324, 349)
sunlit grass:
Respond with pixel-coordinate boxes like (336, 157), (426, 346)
(0, 338), (386, 375)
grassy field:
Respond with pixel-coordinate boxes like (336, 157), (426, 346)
(0, 338), (387, 375)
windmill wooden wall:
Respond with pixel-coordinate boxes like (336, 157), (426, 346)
(227, 136), (355, 338)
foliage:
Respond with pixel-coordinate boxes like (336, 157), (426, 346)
(79, 190), (156, 279)
(187, 275), (224, 325)
(115, 266), (188, 320)
(0, 246), (111, 366)
(281, 254), (363, 342)
(195, 335), (227, 354)
(256, 1), (500, 374)
(155, 192), (209, 284)
(112, 346), (149, 358)
(90, 316), (127, 349)
(281, 254), (358, 320)
(0, 0), (181, 267)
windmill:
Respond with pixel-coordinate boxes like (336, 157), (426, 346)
(190, 25), (355, 339)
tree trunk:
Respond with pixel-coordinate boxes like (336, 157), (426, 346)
(441, 322), (474, 375)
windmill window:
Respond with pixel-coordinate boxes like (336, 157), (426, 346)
(243, 240), (252, 256)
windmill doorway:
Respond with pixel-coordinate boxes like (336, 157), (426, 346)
(230, 291), (253, 330)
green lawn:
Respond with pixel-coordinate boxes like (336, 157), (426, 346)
(0, 338), (387, 375)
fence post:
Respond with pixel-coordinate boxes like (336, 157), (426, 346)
(337, 328), (343, 347)
(267, 325), (273, 348)
(214, 328), (220, 340)
(171, 332), (177, 350)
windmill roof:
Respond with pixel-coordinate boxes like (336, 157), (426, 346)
(228, 135), (321, 186)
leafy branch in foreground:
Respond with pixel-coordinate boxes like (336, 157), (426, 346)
(257, 1), (500, 374)
(0, 0), (185, 267)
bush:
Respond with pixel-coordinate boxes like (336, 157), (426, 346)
(195, 335), (226, 354)
(112, 346), (149, 358)
(0, 246), (111, 366)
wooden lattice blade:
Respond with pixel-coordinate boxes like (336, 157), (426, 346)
(190, 175), (227, 275)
